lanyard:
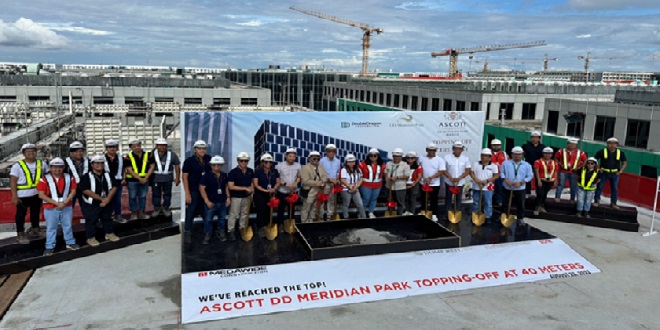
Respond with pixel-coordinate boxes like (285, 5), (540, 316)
(390, 164), (399, 177)
(314, 166), (320, 181)
(512, 162), (522, 178)
(196, 156), (206, 169)
(215, 173), (223, 186)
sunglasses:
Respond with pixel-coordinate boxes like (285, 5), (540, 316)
(211, 164), (222, 166)
(310, 157), (320, 160)
(369, 154), (378, 157)
(238, 160), (249, 163)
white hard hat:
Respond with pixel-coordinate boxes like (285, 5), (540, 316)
(193, 140), (207, 148)
(69, 141), (84, 150)
(606, 137), (618, 143)
(406, 151), (418, 158)
(237, 152), (250, 160)
(452, 141), (465, 149)
(567, 138), (579, 144)
(345, 154), (357, 162)
(260, 153), (273, 162)
(586, 157), (598, 163)
(392, 148), (404, 156)
(309, 151), (321, 157)
(481, 148), (492, 156)
(128, 139), (141, 146)
(426, 142), (438, 150)
(491, 139), (502, 145)
(90, 155), (105, 163)
(209, 156), (225, 164)
(325, 144), (337, 150)
(543, 147), (554, 153)
(531, 131), (542, 137)
(285, 147), (297, 154)
(155, 138), (168, 145)
(512, 146), (524, 154)
(49, 157), (65, 166)
(368, 148), (379, 154)
(104, 139), (118, 147)
(21, 143), (36, 152)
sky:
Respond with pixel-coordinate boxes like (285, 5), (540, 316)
(0, 0), (659, 73)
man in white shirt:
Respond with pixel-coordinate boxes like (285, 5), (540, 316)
(470, 148), (499, 221)
(319, 144), (341, 220)
(444, 141), (471, 216)
(417, 142), (446, 221)
(275, 148), (301, 224)
(385, 148), (411, 215)
(10, 143), (49, 243)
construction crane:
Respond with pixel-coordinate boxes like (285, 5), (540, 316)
(290, 6), (383, 77)
(476, 55), (558, 72)
(577, 52), (626, 80)
(431, 40), (546, 78)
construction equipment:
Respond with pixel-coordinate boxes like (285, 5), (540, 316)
(577, 52), (626, 81)
(431, 40), (546, 78)
(501, 190), (516, 227)
(471, 185), (486, 226)
(290, 6), (383, 77)
(476, 54), (558, 72)
(240, 197), (254, 241)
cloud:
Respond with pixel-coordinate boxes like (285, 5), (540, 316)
(395, 2), (441, 11)
(43, 24), (113, 36)
(0, 18), (68, 48)
(576, 34), (591, 38)
(237, 21), (264, 27)
(565, 0), (659, 10)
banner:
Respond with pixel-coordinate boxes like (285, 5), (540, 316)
(181, 238), (599, 323)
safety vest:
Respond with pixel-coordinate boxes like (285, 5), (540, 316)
(104, 154), (123, 180)
(362, 163), (382, 183)
(539, 159), (556, 181)
(602, 148), (621, 173)
(154, 151), (172, 174)
(83, 172), (113, 204)
(126, 152), (149, 178)
(66, 157), (89, 183)
(45, 174), (71, 203)
(17, 160), (43, 190)
(579, 169), (598, 191)
(561, 149), (582, 171)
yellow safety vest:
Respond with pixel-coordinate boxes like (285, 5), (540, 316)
(561, 149), (581, 170)
(579, 169), (598, 190)
(17, 160), (43, 190)
(126, 152), (149, 178)
(539, 160), (556, 181)
(602, 148), (621, 173)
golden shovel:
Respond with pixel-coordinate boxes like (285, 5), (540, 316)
(448, 183), (462, 223)
(284, 195), (297, 234)
(265, 197), (278, 241)
(421, 185), (433, 219)
(501, 189), (516, 227)
(472, 185), (486, 226)
(385, 186), (397, 217)
(240, 196), (254, 242)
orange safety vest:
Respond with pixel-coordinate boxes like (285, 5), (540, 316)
(561, 149), (582, 171)
(539, 159), (556, 181)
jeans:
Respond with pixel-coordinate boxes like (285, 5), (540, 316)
(152, 181), (173, 208)
(445, 185), (464, 212)
(81, 203), (114, 239)
(184, 190), (202, 232)
(494, 178), (504, 205)
(555, 172), (578, 200)
(472, 189), (494, 218)
(576, 188), (596, 212)
(595, 172), (620, 204)
(112, 183), (123, 217)
(536, 181), (554, 207)
(340, 190), (366, 218)
(504, 189), (526, 220)
(15, 195), (42, 233)
(127, 181), (148, 211)
(204, 201), (227, 234)
(360, 186), (382, 214)
(44, 206), (75, 249)
(405, 184), (419, 214)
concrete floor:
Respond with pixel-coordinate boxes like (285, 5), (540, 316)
(2, 198), (659, 329)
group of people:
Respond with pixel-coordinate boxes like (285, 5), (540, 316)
(10, 138), (181, 255)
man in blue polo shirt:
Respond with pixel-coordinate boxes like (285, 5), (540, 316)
(227, 151), (254, 240)
(500, 146), (534, 225)
(182, 140), (211, 244)
(200, 156), (230, 244)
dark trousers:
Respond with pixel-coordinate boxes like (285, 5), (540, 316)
(81, 202), (114, 239)
(445, 184), (464, 211)
(254, 191), (270, 228)
(184, 190), (202, 232)
(494, 178), (504, 205)
(152, 181), (173, 208)
(112, 183), (123, 216)
(15, 195), (42, 233)
(504, 189), (526, 220)
(536, 181), (555, 207)
(429, 185), (441, 216)
(276, 191), (298, 224)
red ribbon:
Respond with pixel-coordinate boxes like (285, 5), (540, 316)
(449, 186), (461, 195)
(387, 201), (397, 209)
(267, 197), (280, 208)
(316, 193), (329, 207)
(421, 184), (433, 193)
(285, 193), (299, 205)
(332, 185), (344, 194)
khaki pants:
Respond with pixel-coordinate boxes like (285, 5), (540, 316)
(227, 197), (250, 231)
(323, 185), (337, 218)
(301, 187), (320, 223)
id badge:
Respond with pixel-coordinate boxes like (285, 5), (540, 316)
(57, 198), (64, 203)
(101, 191), (107, 198)
(267, 184), (271, 189)
(217, 188), (223, 195)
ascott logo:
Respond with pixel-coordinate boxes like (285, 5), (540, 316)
(197, 266), (268, 278)
(341, 122), (351, 128)
(439, 111), (467, 128)
(444, 112), (462, 121)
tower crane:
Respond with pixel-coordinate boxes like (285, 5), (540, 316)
(290, 6), (383, 77)
(431, 40), (546, 78)
(475, 55), (558, 72)
(577, 52), (626, 80)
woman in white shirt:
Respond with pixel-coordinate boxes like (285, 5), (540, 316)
(339, 154), (366, 219)
(470, 148), (500, 220)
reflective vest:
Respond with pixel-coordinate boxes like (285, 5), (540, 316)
(362, 163), (382, 183)
(539, 159), (556, 181)
(126, 152), (149, 178)
(66, 157), (89, 183)
(154, 151), (172, 174)
(45, 174), (71, 203)
(560, 149), (582, 171)
(104, 154), (123, 180)
(602, 148), (621, 173)
(579, 169), (598, 191)
(17, 160), (43, 190)
(83, 172), (113, 204)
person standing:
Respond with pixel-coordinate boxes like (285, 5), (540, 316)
(103, 139), (126, 223)
(358, 148), (386, 218)
(404, 151), (423, 216)
(500, 147), (534, 225)
(576, 157), (600, 218)
(227, 152), (255, 240)
(443, 141), (471, 216)
(490, 139), (508, 207)
(65, 141), (89, 207)
(300, 152), (327, 223)
(151, 138), (181, 217)
(384, 148), (411, 215)
(594, 137), (627, 209)
(10, 143), (48, 244)
(253, 153), (281, 237)
(182, 140), (211, 244)
(533, 147), (559, 215)
(79, 155), (120, 247)
(199, 156), (230, 244)
(275, 148), (301, 224)
(522, 131), (545, 197)
(319, 144), (341, 220)
(470, 148), (499, 222)
(37, 157), (79, 255)
(418, 143), (446, 221)
(339, 154), (366, 219)
(554, 138), (587, 203)
(124, 139), (155, 220)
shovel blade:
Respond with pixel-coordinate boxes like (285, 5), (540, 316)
(385, 210), (397, 217)
(333, 214), (341, 221)
(422, 210), (433, 219)
(448, 210), (462, 224)
(501, 214), (516, 227)
(284, 219), (297, 234)
(266, 224), (278, 241)
(472, 212), (486, 226)
(240, 226), (253, 242)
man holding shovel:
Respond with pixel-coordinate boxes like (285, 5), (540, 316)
(500, 147), (534, 226)
(443, 141), (471, 222)
(470, 148), (499, 223)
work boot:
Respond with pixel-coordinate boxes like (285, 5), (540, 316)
(16, 232), (30, 244)
(115, 215), (128, 224)
(216, 231), (227, 242)
(228, 231), (236, 241)
(184, 231), (192, 244)
(611, 203), (620, 210)
(593, 200), (600, 207)
(30, 227), (45, 238)
(162, 208), (172, 217)
(43, 248), (54, 256)
(138, 211), (147, 219)
(584, 212), (591, 218)
(576, 211), (583, 218)
(539, 206), (547, 213)
(533, 207), (540, 216)
(369, 212), (376, 219)
(66, 243), (80, 250)
(86, 238), (100, 247)
(105, 233), (120, 242)
(202, 233), (211, 245)
(130, 211), (138, 221)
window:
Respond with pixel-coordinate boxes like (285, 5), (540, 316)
(470, 102), (480, 111)
(487, 134), (496, 147)
(566, 122), (580, 137)
(379, 93), (384, 105)
(62, 96), (82, 104)
(546, 111), (559, 134)
(625, 119), (650, 149)
(521, 103), (536, 120)
(367, 91), (372, 103)
(28, 96), (50, 102)
(443, 99), (452, 110)
(0, 95), (16, 102)
(93, 97), (114, 104)
(125, 97), (144, 106)
(594, 116), (616, 142)
(155, 97), (174, 103)
(402, 95), (409, 109)
(240, 98), (258, 106)
(500, 103), (514, 120)
(360, 90), (365, 102)
(486, 103), (491, 119)
(411, 96), (418, 110)
(641, 165), (657, 179)
(386, 94), (392, 107)
(456, 101), (466, 111)
(421, 98), (428, 111)
(432, 98), (440, 111)
(213, 98), (230, 105)
(505, 137), (515, 155)
(393, 94), (400, 107)
(184, 98), (202, 105)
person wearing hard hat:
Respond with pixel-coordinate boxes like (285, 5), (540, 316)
(275, 148), (301, 224)
(576, 157), (601, 218)
(533, 147), (559, 215)
(79, 155), (120, 247)
(404, 151), (423, 216)
(37, 157), (79, 255)
(500, 147), (534, 225)
(444, 141), (471, 217)
(65, 141), (89, 208)
(358, 148), (386, 218)
(151, 138), (181, 218)
(418, 142), (446, 221)
(227, 151), (255, 239)
(490, 139), (508, 207)
(124, 139), (155, 220)
(469, 148), (499, 221)
(522, 131), (546, 198)
(594, 137), (627, 209)
(199, 156), (230, 244)
(182, 140), (212, 244)
(10, 143), (48, 244)
(385, 148), (411, 215)
(103, 139), (125, 223)
(339, 154), (366, 219)
(320, 144), (341, 221)
(300, 151), (328, 223)
(554, 137), (587, 203)
(253, 153), (281, 237)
